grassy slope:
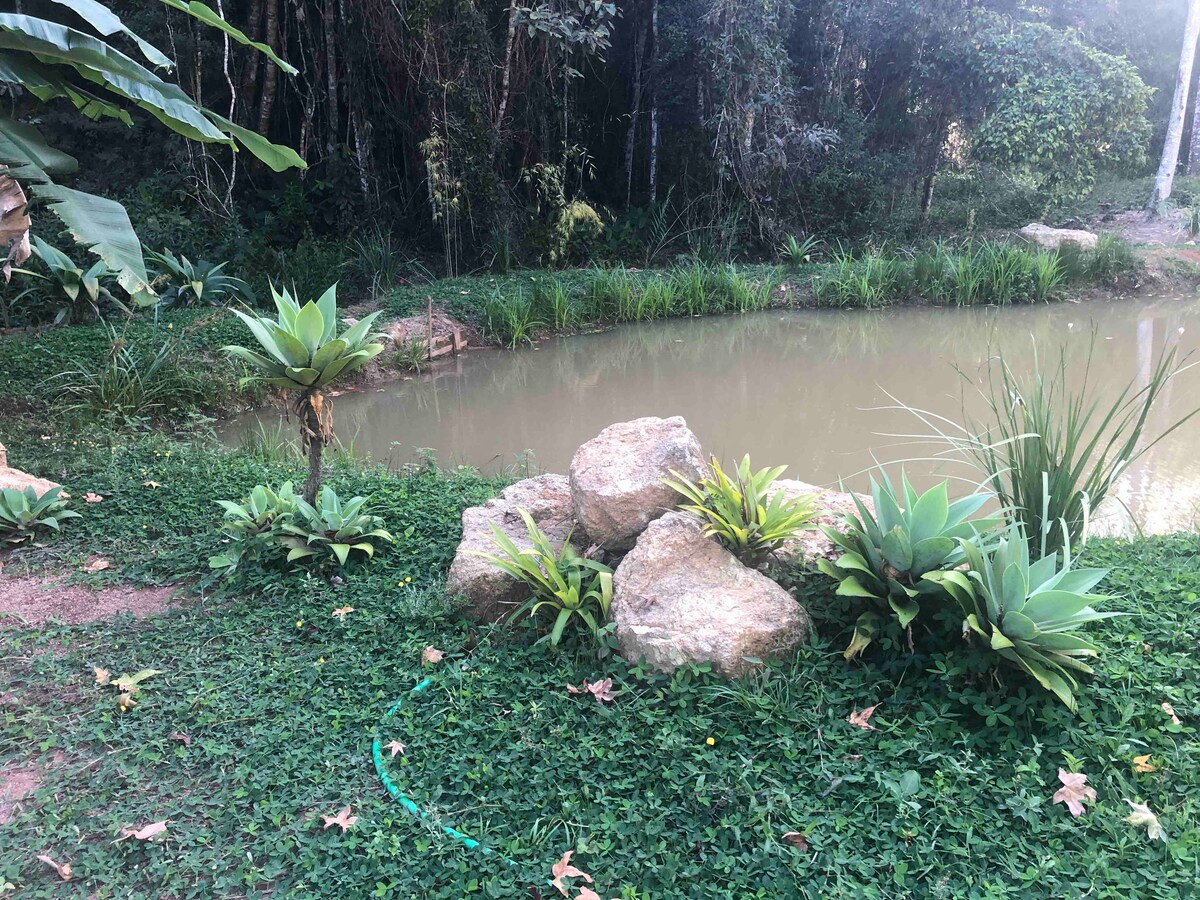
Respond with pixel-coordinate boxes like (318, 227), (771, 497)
(1, 430), (1198, 898)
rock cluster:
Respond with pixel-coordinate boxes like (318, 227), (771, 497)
(1018, 223), (1098, 251)
(445, 416), (863, 677)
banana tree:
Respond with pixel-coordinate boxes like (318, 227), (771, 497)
(223, 285), (386, 503)
(0, 0), (304, 299)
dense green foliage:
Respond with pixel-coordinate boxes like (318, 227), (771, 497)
(0, 429), (1197, 897)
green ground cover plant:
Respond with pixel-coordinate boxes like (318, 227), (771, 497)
(0, 423), (1197, 897)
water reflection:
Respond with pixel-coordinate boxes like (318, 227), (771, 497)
(224, 295), (1200, 533)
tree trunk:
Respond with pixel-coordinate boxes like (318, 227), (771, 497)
(1189, 61), (1200, 176)
(495, 0), (520, 135)
(1149, 0), (1200, 212)
(257, 0), (280, 135)
(624, 0), (647, 206)
(323, 0), (338, 156)
(918, 174), (935, 233)
(647, 0), (659, 203)
(238, 0), (264, 121)
(300, 389), (325, 506)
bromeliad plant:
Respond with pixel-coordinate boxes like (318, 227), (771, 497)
(222, 284), (386, 503)
(147, 249), (254, 308)
(473, 509), (614, 652)
(665, 455), (818, 566)
(0, 485), (80, 545)
(208, 481), (300, 573)
(280, 486), (395, 567)
(927, 522), (1118, 710)
(816, 471), (1000, 659)
(27, 236), (130, 323)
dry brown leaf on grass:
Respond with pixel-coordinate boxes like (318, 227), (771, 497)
(1133, 754), (1157, 774)
(385, 740), (406, 758)
(781, 831), (809, 851)
(93, 666), (110, 685)
(566, 678), (617, 704)
(550, 851), (593, 896)
(84, 557), (111, 573)
(117, 693), (138, 710)
(117, 820), (169, 841)
(143, 481), (161, 489)
(170, 732), (192, 745)
(84, 492), (103, 504)
(1162, 701), (1182, 726)
(576, 888), (606, 900)
(1051, 769), (1096, 819)
(421, 645), (444, 666)
(330, 606), (355, 621)
(321, 805), (357, 832)
(36, 854), (72, 882)
(1124, 800), (1166, 842)
(847, 703), (881, 731)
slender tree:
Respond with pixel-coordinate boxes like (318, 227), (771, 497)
(1149, 0), (1200, 212)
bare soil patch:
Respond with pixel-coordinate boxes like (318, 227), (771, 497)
(1097, 208), (1193, 246)
(0, 763), (40, 825)
(0, 574), (181, 627)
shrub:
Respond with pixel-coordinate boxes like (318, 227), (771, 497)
(928, 522), (1118, 710)
(816, 472), (999, 659)
(473, 508), (614, 652)
(209, 482), (393, 572)
(0, 485), (80, 546)
(779, 234), (822, 266)
(665, 455), (818, 567)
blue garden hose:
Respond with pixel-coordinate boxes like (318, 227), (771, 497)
(371, 677), (519, 867)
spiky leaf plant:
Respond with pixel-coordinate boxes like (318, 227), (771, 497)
(0, 485), (80, 545)
(222, 284), (385, 503)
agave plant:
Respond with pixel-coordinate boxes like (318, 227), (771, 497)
(280, 486), (394, 566)
(148, 249), (254, 308)
(665, 455), (818, 566)
(779, 233), (822, 266)
(0, 485), (80, 546)
(472, 509), (614, 651)
(208, 481), (301, 573)
(222, 284), (386, 503)
(816, 471), (999, 659)
(927, 522), (1118, 710)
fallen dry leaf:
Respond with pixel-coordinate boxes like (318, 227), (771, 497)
(36, 854), (72, 882)
(170, 732), (192, 745)
(84, 557), (111, 573)
(385, 740), (406, 758)
(111, 669), (163, 693)
(1051, 769), (1096, 819)
(1124, 800), (1165, 842)
(421, 645), (444, 666)
(93, 666), (110, 685)
(781, 831), (809, 852)
(550, 850), (593, 897)
(567, 678), (618, 704)
(1133, 754), (1157, 774)
(576, 889), (604, 900)
(1162, 701), (1182, 726)
(117, 693), (138, 710)
(84, 492), (103, 504)
(321, 805), (357, 833)
(847, 703), (881, 731)
(143, 480), (160, 489)
(330, 606), (355, 621)
(118, 820), (169, 841)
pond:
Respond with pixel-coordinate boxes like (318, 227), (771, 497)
(223, 293), (1200, 534)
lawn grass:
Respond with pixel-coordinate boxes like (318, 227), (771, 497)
(1, 427), (1198, 898)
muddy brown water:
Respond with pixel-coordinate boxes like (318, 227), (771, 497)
(223, 294), (1200, 534)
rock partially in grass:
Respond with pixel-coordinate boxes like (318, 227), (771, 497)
(446, 474), (584, 622)
(768, 479), (875, 569)
(1018, 223), (1098, 251)
(612, 512), (810, 677)
(569, 416), (705, 552)
(0, 441), (63, 496)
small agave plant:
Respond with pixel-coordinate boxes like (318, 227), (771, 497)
(208, 481), (300, 573)
(816, 471), (999, 659)
(0, 485), (81, 545)
(927, 522), (1118, 710)
(280, 486), (394, 567)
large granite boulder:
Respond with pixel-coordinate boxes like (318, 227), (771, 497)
(446, 475), (583, 622)
(569, 416), (705, 552)
(0, 441), (63, 496)
(767, 479), (874, 569)
(611, 512), (811, 677)
(1018, 223), (1098, 252)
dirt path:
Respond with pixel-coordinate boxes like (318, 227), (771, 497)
(0, 573), (182, 627)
